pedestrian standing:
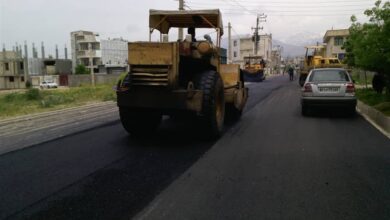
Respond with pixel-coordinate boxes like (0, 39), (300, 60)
(288, 66), (294, 81)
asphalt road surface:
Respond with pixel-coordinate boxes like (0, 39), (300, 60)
(1, 76), (389, 220)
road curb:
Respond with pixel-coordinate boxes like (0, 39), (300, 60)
(357, 100), (390, 139)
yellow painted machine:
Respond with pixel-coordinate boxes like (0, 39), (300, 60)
(242, 56), (266, 82)
(299, 45), (344, 86)
(116, 9), (248, 138)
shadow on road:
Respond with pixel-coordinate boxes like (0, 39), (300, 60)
(303, 108), (358, 119)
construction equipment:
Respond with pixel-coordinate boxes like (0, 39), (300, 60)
(242, 55), (266, 82)
(299, 45), (344, 86)
(116, 9), (248, 138)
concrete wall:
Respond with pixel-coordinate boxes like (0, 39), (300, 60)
(28, 58), (44, 75)
(0, 76), (26, 89)
(52, 59), (72, 74)
(67, 74), (119, 87)
(0, 51), (26, 89)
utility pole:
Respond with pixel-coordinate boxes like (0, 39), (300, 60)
(228, 22), (232, 64)
(24, 41), (29, 81)
(251, 13), (267, 55)
(178, 0), (184, 40)
(41, 42), (45, 59)
(55, 44), (59, 59)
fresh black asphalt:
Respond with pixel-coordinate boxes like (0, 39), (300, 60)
(1, 76), (389, 220)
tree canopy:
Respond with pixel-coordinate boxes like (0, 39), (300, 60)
(344, 1), (390, 77)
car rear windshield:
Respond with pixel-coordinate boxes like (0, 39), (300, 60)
(309, 70), (349, 82)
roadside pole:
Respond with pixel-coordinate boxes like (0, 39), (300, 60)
(90, 57), (95, 87)
(178, 0), (184, 40)
(228, 22), (232, 64)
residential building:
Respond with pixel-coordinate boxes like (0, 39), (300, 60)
(28, 58), (44, 75)
(270, 47), (282, 74)
(70, 30), (102, 74)
(220, 48), (227, 64)
(0, 51), (26, 89)
(323, 29), (349, 60)
(43, 59), (72, 75)
(231, 34), (273, 68)
(101, 38), (128, 65)
(99, 38), (128, 74)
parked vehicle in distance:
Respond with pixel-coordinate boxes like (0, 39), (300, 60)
(299, 45), (344, 86)
(242, 55), (266, 82)
(40, 81), (58, 89)
(301, 68), (356, 116)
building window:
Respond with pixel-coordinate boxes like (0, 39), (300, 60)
(20, 62), (24, 70)
(9, 76), (14, 82)
(334, 37), (344, 46)
(233, 51), (237, 58)
(5, 63), (9, 71)
(21, 76), (25, 82)
(233, 40), (237, 47)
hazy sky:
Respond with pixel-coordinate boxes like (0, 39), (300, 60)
(0, 0), (374, 58)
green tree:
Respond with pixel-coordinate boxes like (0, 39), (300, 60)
(75, 64), (89, 75)
(344, 0), (390, 92)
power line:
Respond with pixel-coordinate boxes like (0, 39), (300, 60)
(186, 0), (376, 4)
(188, 2), (373, 8)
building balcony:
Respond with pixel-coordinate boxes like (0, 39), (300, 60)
(76, 50), (101, 58)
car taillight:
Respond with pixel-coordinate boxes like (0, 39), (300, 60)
(346, 83), (355, 93)
(303, 83), (312, 93)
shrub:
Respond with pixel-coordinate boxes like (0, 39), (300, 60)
(40, 95), (67, 108)
(25, 88), (41, 100)
(75, 64), (89, 75)
(25, 80), (32, 88)
(4, 93), (18, 102)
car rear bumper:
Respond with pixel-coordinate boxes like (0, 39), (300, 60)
(301, 96), (357, 108)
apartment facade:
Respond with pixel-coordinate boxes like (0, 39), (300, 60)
(0, 51), (26, 89)
(98, 38), (128, 74)
(71, 30), (102, 73)
(323, 29), (349, 60)
(101, 38), (128, 65)
(231, 34), (273, 68)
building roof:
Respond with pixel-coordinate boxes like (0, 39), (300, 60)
(0, 51), (23, 60)
(323, 29), (349, 42)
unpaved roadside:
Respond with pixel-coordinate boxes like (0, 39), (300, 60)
(0, 101), (119, 155)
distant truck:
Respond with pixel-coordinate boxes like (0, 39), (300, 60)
(242, 55), (266, 82)
(116, 9), (248, 138)
(299, 45), (344, 86)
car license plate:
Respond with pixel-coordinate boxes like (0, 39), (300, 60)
(319, 87), (339, 92)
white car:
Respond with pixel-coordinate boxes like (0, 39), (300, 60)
(40, 81), (58, 89)
(301, 68), (357, 116)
